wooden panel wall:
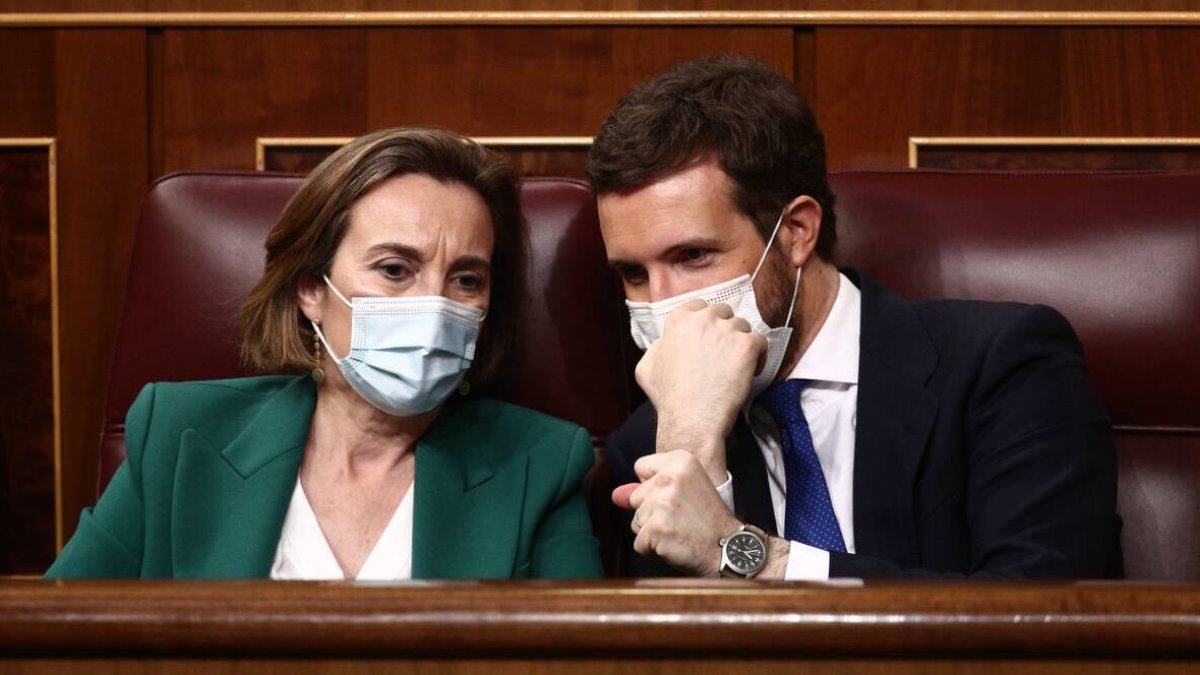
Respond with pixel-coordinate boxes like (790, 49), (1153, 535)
(0, 144), (54, 574)
(161, 27), (793, 172)
(6, 1), (1200, 11)
(1, 11), (1200, 575)
(817, 27), (1200, 169)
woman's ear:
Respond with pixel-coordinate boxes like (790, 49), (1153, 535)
(296, 274), (326, 323)
(778, 196), (823, 269)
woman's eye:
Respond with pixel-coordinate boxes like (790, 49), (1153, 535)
(455, 274), (486, 292)
(378, 262), (411, 280)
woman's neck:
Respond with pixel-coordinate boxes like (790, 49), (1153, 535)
(302, 381), (439, 479)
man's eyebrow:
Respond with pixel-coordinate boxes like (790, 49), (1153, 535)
(607, 237), (724, 270)
(365, 242), (423, 260)
(607, 257), (641, 270)
(660, 237), (724, 258)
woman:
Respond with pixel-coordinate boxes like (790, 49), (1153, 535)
(47, 128), (603, 580)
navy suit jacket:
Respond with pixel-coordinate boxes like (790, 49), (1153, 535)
(606, 269), (1123, 579)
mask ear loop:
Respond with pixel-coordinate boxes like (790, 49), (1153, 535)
(322, 274), (354, 309)
(752, 207), (803, 329)
(783, 265), (802, 329)
(751, 208), (789, 281)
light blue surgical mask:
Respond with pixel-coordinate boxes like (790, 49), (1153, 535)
(311, 276), (484, 417)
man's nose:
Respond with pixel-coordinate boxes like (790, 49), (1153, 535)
(648, 272), (696, 303)
(647, 274), (678, 303)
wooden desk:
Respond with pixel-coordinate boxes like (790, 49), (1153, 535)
(2, 580), (1199, 673)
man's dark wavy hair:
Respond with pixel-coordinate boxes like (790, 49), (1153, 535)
(588, 55), (837, 260)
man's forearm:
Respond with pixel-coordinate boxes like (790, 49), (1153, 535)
(656, 412), (728, 485)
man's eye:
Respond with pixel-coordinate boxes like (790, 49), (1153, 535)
(617, 266), (648, 286)
(680, 249), (711, 264)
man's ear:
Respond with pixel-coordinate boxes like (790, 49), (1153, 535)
(777, 195), (823, 268)
(296, 274), (326, 323)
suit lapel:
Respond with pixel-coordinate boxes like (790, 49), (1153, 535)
(846, 269), (939, 567)
(172, 377), (315, 578)
(726, 418), (778, 536)
(411, 401), (527, 579)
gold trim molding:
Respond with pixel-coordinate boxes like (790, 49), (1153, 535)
(255, 137), (351, 171)
(908, 136), (1200, 168)
(0, 138), (61, 553)
(256, 136), (593, 172)
(5, 11), (1200, 27)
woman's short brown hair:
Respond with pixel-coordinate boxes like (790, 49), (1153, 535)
(240, 127), (526, 390)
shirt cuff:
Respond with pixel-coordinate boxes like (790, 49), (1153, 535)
(783, 541), (831, 581)
(714, 471), (734, 513)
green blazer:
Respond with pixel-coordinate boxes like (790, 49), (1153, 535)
(46, 376), (603, 580)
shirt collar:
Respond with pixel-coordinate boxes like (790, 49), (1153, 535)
(786, 271), (861, 385)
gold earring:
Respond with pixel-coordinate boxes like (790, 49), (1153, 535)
(311, 326), (325, 384)
(457, 379), (470, 396)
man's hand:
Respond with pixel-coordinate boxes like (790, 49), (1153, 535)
(636, 299), (766, 484)
(612, 450), (742, 577)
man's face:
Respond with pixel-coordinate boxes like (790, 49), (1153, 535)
(598, 159), (794, 327)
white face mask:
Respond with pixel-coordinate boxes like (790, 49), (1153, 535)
(625, 209), (801, 397)
(311, 276), (484, 417)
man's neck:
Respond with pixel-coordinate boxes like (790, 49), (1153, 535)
(778, 259), (841, 380)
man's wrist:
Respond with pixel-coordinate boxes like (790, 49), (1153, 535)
(655, 414), (728, 484)
(757, 536), (791, 580)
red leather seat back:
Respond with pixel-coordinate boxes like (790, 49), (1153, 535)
(100, 172), (635, 496)
(105, 169), (1198, 580)
(831, 170), (1200, 580)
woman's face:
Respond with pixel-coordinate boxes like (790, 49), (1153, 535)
(299, 173), (495, 364)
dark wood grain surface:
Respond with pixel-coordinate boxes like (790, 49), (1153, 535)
(0, 148), (55, 575)
(0, 31), (55, 136)
(2, 580), (1200, 669)
(52, 30), (148, 552)
(163, 27), (791, 172)
(817, 27), (1200, 170)
(263, 143), (591, 179)
(6, 1), (1200, 15)
(918, 144), (1200, 170)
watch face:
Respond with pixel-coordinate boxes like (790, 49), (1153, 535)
(726, 532), (766, 574)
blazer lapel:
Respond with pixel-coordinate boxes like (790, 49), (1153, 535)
(411, 402), (528, 579)
(172, 377), (315, 578)
(846, 269), (939, 567)
(726, 418), (778, 536)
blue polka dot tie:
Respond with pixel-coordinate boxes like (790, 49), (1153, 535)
(757, 379), (847, 553)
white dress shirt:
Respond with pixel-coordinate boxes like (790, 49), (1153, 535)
(716, 272), (861, 580)
(270, 479), (414, 581)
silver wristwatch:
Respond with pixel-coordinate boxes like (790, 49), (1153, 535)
(719, 523), (769, 579)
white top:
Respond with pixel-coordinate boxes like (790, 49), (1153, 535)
(270, 479), (414, 581)
(717, 272), (861, 580)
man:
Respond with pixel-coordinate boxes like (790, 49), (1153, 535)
(588, 55), (1122, 580)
